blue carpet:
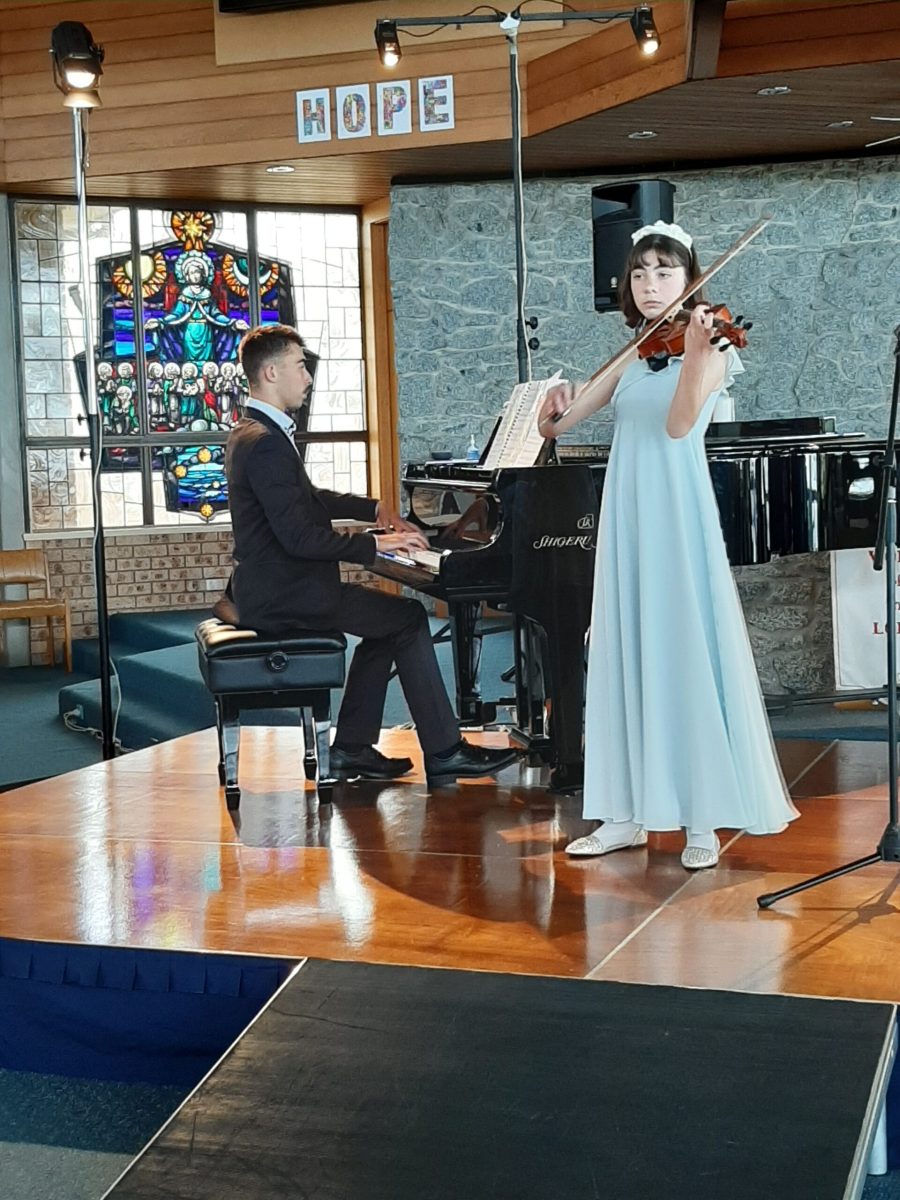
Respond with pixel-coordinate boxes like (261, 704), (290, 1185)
(0, 666), (101, 788)
(0, 1070), (183, 1154)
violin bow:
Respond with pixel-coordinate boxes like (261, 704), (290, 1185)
(547, 215), (772, 430)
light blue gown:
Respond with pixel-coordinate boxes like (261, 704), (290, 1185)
(582, 349), (799, 835)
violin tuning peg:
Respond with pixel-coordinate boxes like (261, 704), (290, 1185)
(718, 342), (729, 352)
(734, 315), (744, 325)
(744, 321), (753, 331)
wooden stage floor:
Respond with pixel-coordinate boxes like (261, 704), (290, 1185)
(3, 728), (900, 1003)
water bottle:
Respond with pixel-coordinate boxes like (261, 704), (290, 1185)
(465, 434), (480, 462)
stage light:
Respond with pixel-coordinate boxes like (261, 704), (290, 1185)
(375, 20), (402, 67)
(50, 21), (105, 106)
(630, 6), (660, 55)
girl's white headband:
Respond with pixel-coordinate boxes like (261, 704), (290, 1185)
(631, 220), (693, 252)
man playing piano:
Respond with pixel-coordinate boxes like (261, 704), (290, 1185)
(225, 324), (519, 787)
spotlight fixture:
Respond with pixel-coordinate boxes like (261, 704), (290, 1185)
(826, 120), (854, 129)
(50, 21), (104, 107)
(630, 6), (660, 55)
(756, 85), (791, 96)
(627, 129), (658, 139)
(375, 19), (401, 68)
(266, 164), (296, 173)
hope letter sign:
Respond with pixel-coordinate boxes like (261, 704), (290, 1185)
(297, 76), (454, 143)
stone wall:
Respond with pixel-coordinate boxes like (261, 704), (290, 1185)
(389, 157), (900, 694)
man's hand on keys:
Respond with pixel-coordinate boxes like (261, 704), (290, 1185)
(375, 530), (429, 556)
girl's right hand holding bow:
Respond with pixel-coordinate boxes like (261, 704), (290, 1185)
(537, 381), (577, 436)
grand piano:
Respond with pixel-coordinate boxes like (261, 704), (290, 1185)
(367, 417), (886, 792)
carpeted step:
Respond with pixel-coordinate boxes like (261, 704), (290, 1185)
(72, 638), (146, 678)
(108, 608), (212, 652)
(60, 618), (518, 752)
(72, 608), (212, 677)
(58, 676), (211, 752)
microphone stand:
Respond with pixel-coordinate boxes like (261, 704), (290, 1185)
(758, 325), (900, 908)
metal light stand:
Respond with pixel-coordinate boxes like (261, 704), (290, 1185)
(72, 105), (116, 760)
(758, 325), (900, 909)
(379, 8), (647, 384)
(504, 13), (528, 384)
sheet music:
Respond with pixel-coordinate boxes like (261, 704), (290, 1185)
(482, 372), (562, 469)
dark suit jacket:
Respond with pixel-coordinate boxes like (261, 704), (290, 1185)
(225, 408), (378, 631)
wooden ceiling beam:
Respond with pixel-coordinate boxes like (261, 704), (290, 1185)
(687, 0), (728, 80)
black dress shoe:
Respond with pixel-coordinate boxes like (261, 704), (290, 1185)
(423, 741), (520, 788)
(330, 745), (414, 781)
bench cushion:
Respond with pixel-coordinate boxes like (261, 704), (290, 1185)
(196, 619), (346, 694)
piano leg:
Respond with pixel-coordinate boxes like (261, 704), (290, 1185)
(512, 616), (585, 793)
(542, 619), (587, 794)
(447, 600), (486, 726)
(514, 616), (548, 752)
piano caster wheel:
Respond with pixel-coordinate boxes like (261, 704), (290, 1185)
(520, 764), (545, 787)
(303, 757), (317, 781)
(317, 780), (336, 806)
(225, 785), (241, 811)
(218, 762), (226, 786)
(549, 764), (584, 795)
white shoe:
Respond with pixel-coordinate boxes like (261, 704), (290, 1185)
(565, 825), (648, 858)
(681, 834), (720, 870)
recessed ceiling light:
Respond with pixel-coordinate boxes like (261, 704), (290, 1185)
(826, 120), (854, 129)
(266, 164), (296, 174)
(756, 85), (792, 96)
(627, 130), (658, 140)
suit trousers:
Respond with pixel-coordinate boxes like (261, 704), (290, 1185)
(307, 584), (459, 755)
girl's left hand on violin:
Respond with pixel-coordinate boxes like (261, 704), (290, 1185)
(681, 305), (720, 364)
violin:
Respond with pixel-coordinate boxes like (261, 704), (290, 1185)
(638, 304), (753, 361)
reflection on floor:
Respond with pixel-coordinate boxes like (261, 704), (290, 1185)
(1, 728), (899, 1003)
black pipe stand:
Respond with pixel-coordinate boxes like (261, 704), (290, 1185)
(759, 327), (900, 908)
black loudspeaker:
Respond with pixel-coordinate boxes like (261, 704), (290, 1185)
(591, 179), (676, 312)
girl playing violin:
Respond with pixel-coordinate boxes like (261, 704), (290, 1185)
(538, 220), (797, 868)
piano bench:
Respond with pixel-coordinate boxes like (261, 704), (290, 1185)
(195, 618), (347, 812)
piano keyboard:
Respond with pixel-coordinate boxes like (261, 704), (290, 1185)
(376, 547), (446, 574)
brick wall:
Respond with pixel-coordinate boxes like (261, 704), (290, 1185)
(18, 528), (375, 665)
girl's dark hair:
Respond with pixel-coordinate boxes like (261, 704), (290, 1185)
(617, 235), (705, 329)
(239, 324), (306, 385)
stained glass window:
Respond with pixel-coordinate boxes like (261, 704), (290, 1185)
(14, 201), (367, 530)
(161, 446), (229, 522)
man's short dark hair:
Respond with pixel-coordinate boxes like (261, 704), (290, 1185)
(238, 324), (306, 386)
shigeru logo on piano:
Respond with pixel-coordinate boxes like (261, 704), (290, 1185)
(533, 534), (595, 550)
(533, 514), (596, 551)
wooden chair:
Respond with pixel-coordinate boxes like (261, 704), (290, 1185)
(0, 549), (72, 671)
